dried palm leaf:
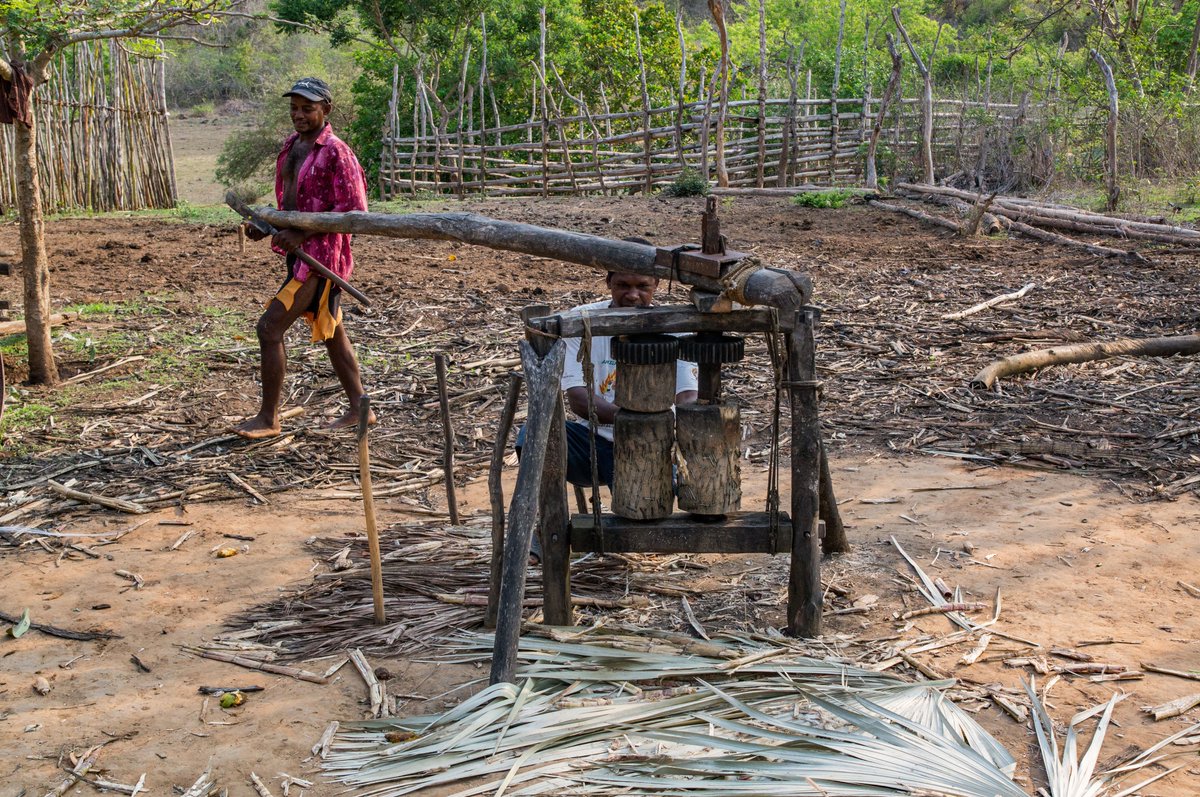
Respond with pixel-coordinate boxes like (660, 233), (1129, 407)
(322, 631), (1026, 797)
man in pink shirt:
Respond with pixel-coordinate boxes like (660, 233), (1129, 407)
(235, 77), (374, 439)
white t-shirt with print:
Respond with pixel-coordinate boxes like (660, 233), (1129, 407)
(560, 300), (700, 441)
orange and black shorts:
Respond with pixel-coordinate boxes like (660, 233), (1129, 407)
(272, 255), (343, 342)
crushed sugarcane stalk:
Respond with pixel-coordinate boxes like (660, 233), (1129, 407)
(959, 633), (992, 665)
(311, 721), (339, 759)
(1144, 692), (1200, 721)
(182, 647), (329, 684)
(44, 743), (106, 797)
(47, 480), (149, 515)
(1142, 662), (1200, 682)
(941, 283), (1036, 321)
(900, 602), (988, 619)
(348, 647), (389, 718)
(249, 772), (276, 797)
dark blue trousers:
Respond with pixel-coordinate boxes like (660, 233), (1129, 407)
(515, 421), (614, 488)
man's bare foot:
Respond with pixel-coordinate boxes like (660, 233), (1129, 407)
(233, 416), (282, 440)
(325, 407), (378, 430)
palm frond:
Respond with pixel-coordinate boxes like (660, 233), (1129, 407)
(323, 630), (1027, 797)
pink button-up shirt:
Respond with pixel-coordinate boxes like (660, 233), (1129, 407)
(272, 124), (368, 282)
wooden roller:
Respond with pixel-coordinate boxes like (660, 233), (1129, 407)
(612, 409), (675, 520)
(614, 362), (676, 412)
(676, 404), (742, 516)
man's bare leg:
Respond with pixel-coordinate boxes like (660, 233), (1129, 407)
(234, 278), (321, 439)
(324, 322), (376, 429)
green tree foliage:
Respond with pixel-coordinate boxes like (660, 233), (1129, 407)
(186, 0), (1200, 191)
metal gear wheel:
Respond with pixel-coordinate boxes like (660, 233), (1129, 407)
(611, 334), (679, 365)
(678, 333), (745, 364)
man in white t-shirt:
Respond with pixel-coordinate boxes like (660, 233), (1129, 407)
(518, 269), (699, 489)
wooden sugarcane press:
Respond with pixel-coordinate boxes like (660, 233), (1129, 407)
(488, 199), (844, 685)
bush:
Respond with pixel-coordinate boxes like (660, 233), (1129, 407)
(215, 111), (292, 188)
(791, 189), (856, 209)
(661, 168), (710, 197)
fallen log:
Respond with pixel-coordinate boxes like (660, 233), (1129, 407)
(972, 334), (1200, 390)
(0, 312), (77, 337)
(710, 186), (878, 198)
(896, 189), (1002, 234)
(253, 208), (810, 313)
(997, 217), (1146, 263)
(868, 199), (961, 233)
(897, 182), (1200, 244)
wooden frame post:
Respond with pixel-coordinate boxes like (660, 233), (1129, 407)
(786, 309), (821, 637)
(489, 336), (566, 685)
(519, 304), (572, 628)
(485, 371), (523, 629)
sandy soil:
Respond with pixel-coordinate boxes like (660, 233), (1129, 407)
(1, 159), (1199, 793)
(170, 113), (253, 206)
(2, 457), (1197, 795)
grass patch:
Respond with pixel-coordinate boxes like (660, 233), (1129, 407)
(791, 189), (857, 209)
(49, 202), (241, 227)
(0, 333), (28, 359)
(371, 195), (451, 214)
(62, 301), (121, 318)
(0, 401), (54, 436)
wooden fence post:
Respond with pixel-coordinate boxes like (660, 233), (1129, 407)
(634, 10), (654, 194)
(709, 0), (731, 187)
(756, 0), (768, 188)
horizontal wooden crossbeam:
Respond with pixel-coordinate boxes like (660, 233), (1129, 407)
(570, 511), (793, 555)
(530, 305), (794, 338)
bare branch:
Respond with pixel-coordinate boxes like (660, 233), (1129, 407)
(891, 5), (928, 76)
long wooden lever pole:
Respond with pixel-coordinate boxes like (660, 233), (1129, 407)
(357, 396), (386, 624)
(224, 190), (371, 306)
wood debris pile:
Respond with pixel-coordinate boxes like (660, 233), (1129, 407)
(214, 521), (815, 661)
(2, 199), (1200, 533)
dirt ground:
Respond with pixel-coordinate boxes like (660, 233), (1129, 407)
(2, 186), (1199, 795)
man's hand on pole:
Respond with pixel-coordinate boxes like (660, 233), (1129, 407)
(271, 228), (307, 252)
(243, 222), (269, 242)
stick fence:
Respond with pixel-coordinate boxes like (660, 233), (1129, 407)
(0, 41), (176, 213)
(379, 87), (1032, 198)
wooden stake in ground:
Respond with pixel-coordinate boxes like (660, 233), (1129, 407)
(434, 353), (460, 525)
(357, 397), (386, 625)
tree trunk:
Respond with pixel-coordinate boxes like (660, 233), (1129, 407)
(866, 34), (902, 190)
(1090, 49), (1120, 212)
(829, 0), (846, 185)
(1187, 6), (1200, 91)
(12, 79), (58, 385)
(709, 0), (731, 187)
(892, 7), (936, 184)
(756, 0), (767, 188)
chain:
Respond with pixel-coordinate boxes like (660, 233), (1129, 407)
(765, 309), (783, 550)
